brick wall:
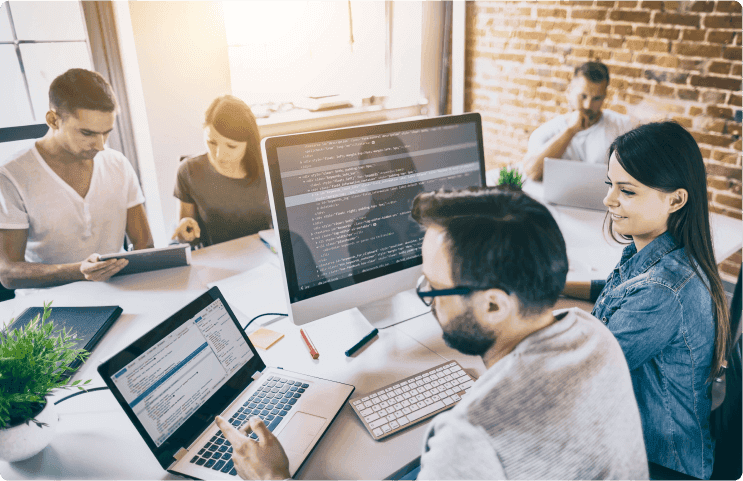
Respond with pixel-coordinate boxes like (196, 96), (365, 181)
(464, 0), (742, 282)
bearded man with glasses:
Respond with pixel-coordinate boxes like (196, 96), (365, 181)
(407, 187), (649, 479)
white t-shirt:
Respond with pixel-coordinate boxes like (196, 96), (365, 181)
(527, 109), (634, 164)
(0, 145), (145, 264)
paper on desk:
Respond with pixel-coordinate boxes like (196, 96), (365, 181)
(303, 308), (376, 355)
(207, 263), (287, 330)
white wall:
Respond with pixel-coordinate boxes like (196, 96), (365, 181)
(127, 1), (232, 237)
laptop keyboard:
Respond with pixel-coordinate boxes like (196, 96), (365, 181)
(350, 361), (475, 440)
(189, 375), (310, 475)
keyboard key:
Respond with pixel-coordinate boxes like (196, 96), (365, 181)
(302, 383), (309, 388)
(248, 403), (257, 409)
(210, 436), (217, 442)
(368, 417), (387, 429)
(353, 399), (363, 406)
(261, 410), (270, 415)
(214, 460), (226, 470)
(219, 446), (228, 452)
(215, 438), (224, 445)
(231, 420), (241, 426)
(293, 393), (301, 398)
(386, 413), (396, 422)
(288, 398), (297, 405)
(269, 399), (278, 405)
(372, 405), (381, 412)
(372, 427), (383, 437)
(450, 393), (461, 402)
(190, 456), (199, 463)
(196, 458), (206, 466)
(280, 410), (288, 416)
(398, 416), (409, 426)
(402, 407), (411, 415)
(298, 388), (305, 393)
(290, 386), (298, 392)
(389, 420), (399, 429)
(360, 407), (373, 416)
(224, 440), (231, 447)
(459, 379), (474, 390)
(250, 433), (258, 439)
(205, 459), (216, 468)
(230, 468), (238, 476)
(284, 392), (293, 398)
(198, 449), (206, 455)
(424, 398), (433, 406)
(379, 401), (389, 408)
(222, 460), (234, 473)
(257, 403), (266, 409)
(408, 400), (446, 422)
(378, 408), (388, 416)
(222, 452), (231, 460)
(365, 413), (380, 423)
(381, 424), (391, 433)
(271, 408), (280, 415)
(267, 416), (283, 432)
(208, 444), (218, 451)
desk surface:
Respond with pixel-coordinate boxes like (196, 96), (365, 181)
(0, 236), (486, 480)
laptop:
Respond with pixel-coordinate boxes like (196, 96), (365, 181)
(543, 158), (608, 211)
(98, 287), (354, 479)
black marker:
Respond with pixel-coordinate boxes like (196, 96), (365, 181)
(344, 328), (379, 357)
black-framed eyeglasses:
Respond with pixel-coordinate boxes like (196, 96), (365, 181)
(416, 275), (509, 307)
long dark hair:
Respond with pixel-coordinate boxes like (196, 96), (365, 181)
(607, 121), (730, 381)
(204, 95), (262, 182)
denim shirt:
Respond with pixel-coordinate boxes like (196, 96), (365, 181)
(591, 232), (715, 479)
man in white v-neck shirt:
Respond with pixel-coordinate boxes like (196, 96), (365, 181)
(523, 62), (633, 181)
(0, 68), (153, 290)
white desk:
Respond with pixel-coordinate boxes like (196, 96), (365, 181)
(484, 173), (742, 283)
(0, 236), (485, 480)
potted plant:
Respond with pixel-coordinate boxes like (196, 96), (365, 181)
(496, 166), (525, 191)
(0, 302), (91, 462)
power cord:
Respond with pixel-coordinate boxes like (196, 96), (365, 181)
(54, 386), (110, 405)
(243, 313), (287, 331)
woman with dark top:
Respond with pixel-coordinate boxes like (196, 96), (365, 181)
(564, 121), (730, 479)
(172, 95), (271, 247)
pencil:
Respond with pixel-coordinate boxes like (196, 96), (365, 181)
(299, 328), (319, 359)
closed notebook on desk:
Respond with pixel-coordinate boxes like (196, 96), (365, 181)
(3, 306), (122, 370)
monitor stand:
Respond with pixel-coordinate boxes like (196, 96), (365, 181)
(357, 288), (431, 329)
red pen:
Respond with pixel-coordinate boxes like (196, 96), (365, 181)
(300, 328), (319, 359)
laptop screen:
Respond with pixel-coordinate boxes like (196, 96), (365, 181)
(98, 288), (266, 468)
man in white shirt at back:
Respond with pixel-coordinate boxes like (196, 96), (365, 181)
(523, 61), (633, 181)
(0, 68), (153, 290)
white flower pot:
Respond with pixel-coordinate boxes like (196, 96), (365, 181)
(0, 401), (59, 462)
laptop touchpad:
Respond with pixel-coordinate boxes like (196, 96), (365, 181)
(277, 412), (326, 455)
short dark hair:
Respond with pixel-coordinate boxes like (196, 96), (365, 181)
(412, 187), (568, 316)
(49, 68), (118, 116)
(574, 61), (610, 84)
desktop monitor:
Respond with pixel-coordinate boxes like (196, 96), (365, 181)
(261, 113), (485, 327)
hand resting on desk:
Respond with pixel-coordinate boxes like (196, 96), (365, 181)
(215, 415), (290, 480)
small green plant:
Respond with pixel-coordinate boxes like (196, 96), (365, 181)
(497, 166), (524, 189)
(0, 302), (91, 428)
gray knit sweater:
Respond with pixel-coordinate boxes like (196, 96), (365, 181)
(418, 308), (648, 480)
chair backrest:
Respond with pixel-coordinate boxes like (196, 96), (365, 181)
(710, 267), (742, 480)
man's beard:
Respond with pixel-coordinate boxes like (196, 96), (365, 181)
(433, 305), (496, 357)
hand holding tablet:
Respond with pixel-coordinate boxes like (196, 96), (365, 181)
(98, 244), (191, 277)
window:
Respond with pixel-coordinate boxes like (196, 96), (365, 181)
(0, 1), (93, 160)
(223, 1), (422, 116)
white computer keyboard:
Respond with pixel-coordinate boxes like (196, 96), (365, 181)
(350, 360), (476, 440)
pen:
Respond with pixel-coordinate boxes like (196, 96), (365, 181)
(299, 328), (319, 359)
(345, 328), (379, 357)
(259, 237), (277, 254)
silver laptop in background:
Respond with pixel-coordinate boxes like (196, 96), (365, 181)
(543, 158), (608, 211)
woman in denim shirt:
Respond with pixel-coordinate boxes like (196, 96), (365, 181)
(565, 122), (730, 479)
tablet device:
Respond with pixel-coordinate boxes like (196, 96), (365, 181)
(99, 244), (191, 277)
(543, 158), (607, 211)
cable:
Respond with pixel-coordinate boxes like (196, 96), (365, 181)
(243, 312), (287, 332)
(54, 386), (110, 405)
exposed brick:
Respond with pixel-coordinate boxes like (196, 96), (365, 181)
(657, 27), (681, 40)
(616, 1), (638, 7)
(707, 105), (734, 119)
(682, 29), (706, 42)
(677, 43), (723, 58)
(689, 106), (704, 116)
(677, 88), (699, 101)
(596, 23), (612, 34)
(723, 46), (742, 61)
(609, 10), (651, 23)
(654, 84), (675, 97)
(640, 0), (664, 9)
(572, 8), (608, 20)
(716, 1), (742, 13)
(706, 119), (728, 133)
(518, 7), (533, 16)
(732, 64), (742, 77)
(647, 39), (670, 53)
(614, 65), (643, 77)
(702, 90), (729, 104)
(654, 12), (700, 27)
(533, 55), (561, 65)
(692, 131), (735, 147)
(701, 147), (713, 158)
(690, 75), (741, 91)
(614, 25), (634, 36)
(708, 61), (732, 75)
(673, 116), (694, 128)
(715, 193), (743, 210)
(729, 93), (742, 107)
(572, 47), (592, 57)
(537, 8), (568, 18)
(712, 150), (743, 165)
(606, 37), (624, 48)
(679, 58), (706, 71)
(689, 1), (716, 12)
(516, 30), (547, 41)
(596, 1), (616, 7)
(636, 54), (656, 64)
(704, 15), (743, 29)
(707, 31), (737, 44)
(612, 51), (633, 62)
(630, 81), (652, 93)
(625, 38), (646, 50)
(656, 55), (680, 68)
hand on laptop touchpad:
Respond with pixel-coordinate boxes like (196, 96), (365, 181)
(277, 412), (326, 455)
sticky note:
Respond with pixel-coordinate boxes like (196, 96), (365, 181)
(249, 328), (284, 350)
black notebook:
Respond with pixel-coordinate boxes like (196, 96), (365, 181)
(3, 306), (122, 370)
